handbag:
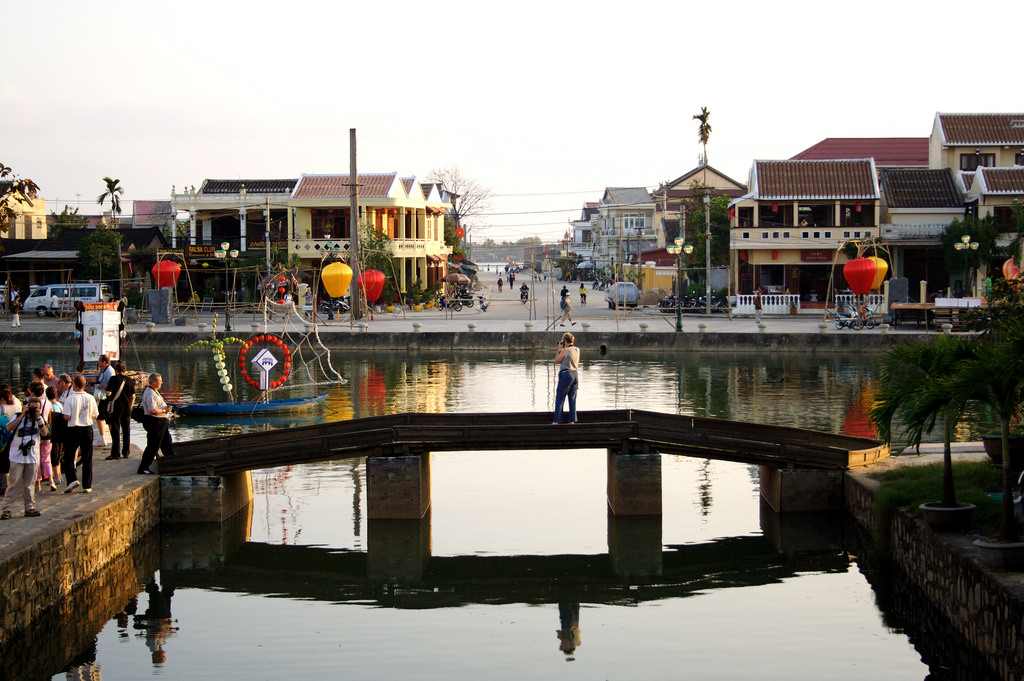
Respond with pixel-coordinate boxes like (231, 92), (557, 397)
(104, 377), (127, 423)
(98, 397), (110, 420)
(131, 405), (145, 423)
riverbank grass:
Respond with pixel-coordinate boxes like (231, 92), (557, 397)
(870, 461), (1004, 535)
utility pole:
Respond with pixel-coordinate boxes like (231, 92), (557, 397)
(705, 193), (711, 316)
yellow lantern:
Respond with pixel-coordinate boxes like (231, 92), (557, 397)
(322, 261), (353, 298)
(868, 256), (888, 290)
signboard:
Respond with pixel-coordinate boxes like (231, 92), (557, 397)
(801, 249), (834, 263)
(80, 302), (121, 364)
(251, 348), (279, 390)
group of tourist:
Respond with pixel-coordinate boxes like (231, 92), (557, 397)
(1, 356), (177, 519)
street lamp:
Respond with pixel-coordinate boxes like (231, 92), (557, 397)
(954, 233), (979, 297)
(665, 237), (693, 332)
(214, 241), (239, 332)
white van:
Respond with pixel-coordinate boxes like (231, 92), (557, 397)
(24, 282), (114, 317)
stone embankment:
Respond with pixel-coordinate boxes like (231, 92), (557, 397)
(846, 450), (1024, 681)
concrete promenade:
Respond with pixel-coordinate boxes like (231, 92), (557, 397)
(0, 280), (943, 352)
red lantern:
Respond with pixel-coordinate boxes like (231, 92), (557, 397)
(771, 202), (778, 212)
(151, 260), (181, 289)
(843, 257), (878, 295)
(357, 269), (386, 302)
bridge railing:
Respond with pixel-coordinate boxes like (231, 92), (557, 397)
(163, 410), (887, 477)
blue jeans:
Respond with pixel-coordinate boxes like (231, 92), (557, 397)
(553, 370), (578, 423)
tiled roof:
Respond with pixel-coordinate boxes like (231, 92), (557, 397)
(936, 113), (1024, 145)
(200, 179), (297, 195)
(132, 200), (172, 225)
(293, 173), (398, 199)
(881, 169), (963, 208)
(601, 187), (651, 206)
(791, 138), (928, 167)
(974, 167), (1024, 194)
(753, 160), (878, 200)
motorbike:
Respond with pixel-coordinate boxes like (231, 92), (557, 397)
(834, 307), (876, 330)
(319, 297), (351, 317)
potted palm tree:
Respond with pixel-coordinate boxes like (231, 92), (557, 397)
(870, 335), (976, 531)
(956, 336), (1024, 566)
(957, 278), (1024, 566)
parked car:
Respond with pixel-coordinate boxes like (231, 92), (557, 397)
(24, 282), (113, 317)
(605, 281), (641, 309)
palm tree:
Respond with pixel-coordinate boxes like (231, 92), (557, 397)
(955, 332), (1024, 541)
(870, 335), (973, 508)
(692, 106), (712, 186)
(97, 177), (123, 226)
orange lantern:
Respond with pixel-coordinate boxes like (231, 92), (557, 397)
(357, 269), (386, 302)
(868, 256), (888, 290)
(151, 260), (181, 289)
(843, 257), (877, 295)
(322, 261), (353, 298)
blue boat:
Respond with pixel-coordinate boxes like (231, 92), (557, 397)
(172, 393), (328, 417)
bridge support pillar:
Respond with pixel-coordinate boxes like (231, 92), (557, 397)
(759, 466), (843, 512)
(367, 455), (431, 519)
(608, 511), (663, 577)
(606, 450), (662, 516)
(367, 511), (432, 581)
(160, 471), (254, 523)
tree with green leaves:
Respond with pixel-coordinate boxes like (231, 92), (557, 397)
(97, 177), (124, 225)
(0, 163), (40, 238)
(51, 205), (89, 232)
(940, 216), (997, 295)
(870, 335), (974, 508)
(77, 226), (123, 285)
(960, 279), (1024, 541)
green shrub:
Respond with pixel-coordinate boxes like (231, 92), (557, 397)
(870, 460), (1003, 535)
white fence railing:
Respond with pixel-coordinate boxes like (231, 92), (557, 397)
(734, 294), (800, 315)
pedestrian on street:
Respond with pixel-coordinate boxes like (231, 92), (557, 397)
(497, 277), (503, 293)
(10, 293), (21, 327)
(753, 289), (763, 324)
(138, 373), (175, 475)
(104, 362), (136, 460)
(62, 375), (99, 493)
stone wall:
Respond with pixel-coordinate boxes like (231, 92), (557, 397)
(845, 472), (1024, 681)
(0, 329), (919, 355)
(0, 480), (161, 649)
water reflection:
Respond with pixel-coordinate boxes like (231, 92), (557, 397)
(0, 349), (1000, 446)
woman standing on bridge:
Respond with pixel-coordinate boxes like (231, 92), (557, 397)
(552, 332), (579, 425)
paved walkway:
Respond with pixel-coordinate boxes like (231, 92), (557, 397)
(0, 442), (146, 563)
(1, 280), (943, 337)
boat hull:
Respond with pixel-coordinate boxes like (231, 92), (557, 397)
(172, 394), (327, 416)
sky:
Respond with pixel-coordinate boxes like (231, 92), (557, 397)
(4, 0), (1023, 245)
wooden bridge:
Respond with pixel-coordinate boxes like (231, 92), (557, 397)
(157, 410), (887, 523)
(161, 409), (886, 476)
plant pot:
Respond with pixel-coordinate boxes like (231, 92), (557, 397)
(981, 434), (1024, 473)
(918, 501), (976, 532)
(385, 305), (395, 312)
(973, 538), (1024, 570)
(412, 304), (422, 311)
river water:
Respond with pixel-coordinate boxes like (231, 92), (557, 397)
(0, 348), (1000, 680)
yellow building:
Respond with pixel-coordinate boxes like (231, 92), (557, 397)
(729, 159), (880, 301)
(170, 173), (452, 293)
